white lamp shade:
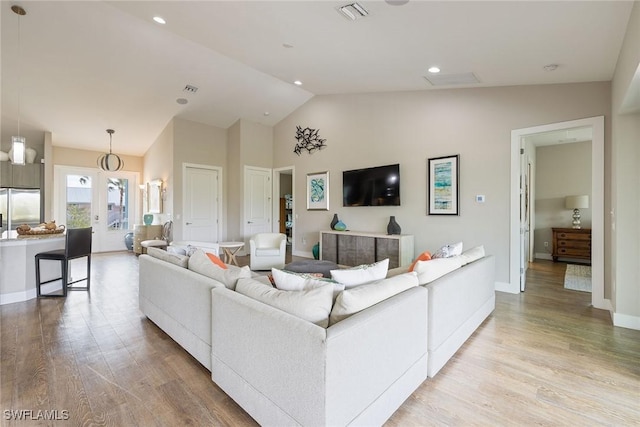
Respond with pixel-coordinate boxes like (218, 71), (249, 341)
(565, 195), (589, 210)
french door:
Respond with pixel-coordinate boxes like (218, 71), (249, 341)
(54, 166), (139, 252)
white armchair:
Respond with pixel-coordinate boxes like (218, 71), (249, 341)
(249, 233), (287, 270)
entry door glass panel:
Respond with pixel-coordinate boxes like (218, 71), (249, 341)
(106, 178), (129, 231)
(66, 174), (93, 228)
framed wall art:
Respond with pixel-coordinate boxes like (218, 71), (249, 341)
(306, 171), (329, 210)
(428, 155), (459, 215)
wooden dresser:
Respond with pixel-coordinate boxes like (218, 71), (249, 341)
(552, 227), (591, 263)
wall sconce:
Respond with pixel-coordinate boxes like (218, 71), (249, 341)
(565, 195), (589, 229)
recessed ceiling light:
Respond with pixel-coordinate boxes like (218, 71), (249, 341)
(543, 64), (559, 72)
(386, 0), (409, 5)
(264, 112), (270, 116)
(176, 98), (188, 105)
(428, 66), (441, 74)
(153, 16), (166, 24)
(283, 43), (294, 49)
(294, 80), (302, 86)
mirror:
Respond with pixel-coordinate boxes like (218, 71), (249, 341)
(147, 179), (163, 213)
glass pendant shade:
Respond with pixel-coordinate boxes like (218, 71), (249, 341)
(11, 136), (26, 165)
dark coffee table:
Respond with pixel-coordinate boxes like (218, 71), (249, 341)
(284, 260), (339, 278)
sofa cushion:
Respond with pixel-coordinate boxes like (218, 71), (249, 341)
(330, 258), (389, 288)
(329, 272), (419, 325)
(188, 249), (251, 289)
(236, 277), (333, 328)
(206, 252), (227, 269)
(432, 242), (463, 259)
(456, 245), (485, 266)
(413, 257), (463, 284)
(146, 246), (189, 268)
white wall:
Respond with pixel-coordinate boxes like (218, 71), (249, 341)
(273, 82), (611, 282)
(611, 1), (640, 326)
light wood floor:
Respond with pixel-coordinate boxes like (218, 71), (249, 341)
(1, 255), (639, 426)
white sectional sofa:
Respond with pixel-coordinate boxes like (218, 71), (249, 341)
(138, 247), (495, 425)
(211, 283), (428, 426)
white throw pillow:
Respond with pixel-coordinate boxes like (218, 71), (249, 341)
(188, 249), (251, 290)
(236, 278), (333, 328)
(271, 268), (344, 300)
(330, 258), (390, 288)
(413, 257), (463, 284)
(329, 272), (419, 325)
(432, 242), (463, 259)
(457, 245), (485, 266)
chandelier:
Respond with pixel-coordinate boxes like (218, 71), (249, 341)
(97, 129), (124, 171)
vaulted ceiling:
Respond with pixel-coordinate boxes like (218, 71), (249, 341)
(0, 1), (635, 156)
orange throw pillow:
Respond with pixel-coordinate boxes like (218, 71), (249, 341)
(206, 253), (227, 269)
(409, 251), (432, 272)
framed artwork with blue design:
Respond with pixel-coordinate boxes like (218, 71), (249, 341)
(307, 171), (329, 210)
(428, 155), (459, 215)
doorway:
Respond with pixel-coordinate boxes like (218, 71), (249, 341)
(273, 166), (295, 256)
(509, 116), (606, 310)
(54, 165), (139, 252)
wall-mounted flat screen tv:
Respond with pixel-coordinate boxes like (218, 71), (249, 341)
(343, 164), (400, 207)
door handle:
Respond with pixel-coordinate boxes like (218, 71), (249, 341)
(247, 221), (253, 224)
(186, 222), (192, 225)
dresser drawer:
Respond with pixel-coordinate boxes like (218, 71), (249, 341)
(556, 231), (591, 241)
(556, 240), (591, 250)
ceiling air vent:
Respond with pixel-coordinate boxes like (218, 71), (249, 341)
(423, 72), (480, 86)
(183, 84), (199, 93)
(337, 2), (369, 21)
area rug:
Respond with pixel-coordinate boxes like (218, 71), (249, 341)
(564, 264), (592, 292)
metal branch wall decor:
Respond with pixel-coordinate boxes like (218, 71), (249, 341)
(294, 126), (327, 155)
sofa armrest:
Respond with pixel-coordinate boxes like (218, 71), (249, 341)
(139, 254), (225, 343)
(325, 286), (428, 425)
(211, 288), (328, 424)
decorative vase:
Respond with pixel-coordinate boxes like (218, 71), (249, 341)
(143, 214), (154, 225)
(25, 148), (37, 164)
(334, 220), (346, 231)
(330, 214), (339, 230)
(124, 232), (134, 251)
(312, 243), (320, 260)
(387, 216), (401, 235)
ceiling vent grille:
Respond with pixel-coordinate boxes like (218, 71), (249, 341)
(423, 72), (480, 86)
(338, 2), (369, 20)
(183, 84), (199, 93)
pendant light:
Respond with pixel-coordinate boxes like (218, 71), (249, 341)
(11, 5), (26, 165)
(97, 129), (124, 171)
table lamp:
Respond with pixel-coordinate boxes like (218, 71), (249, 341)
(565, 195), (589, 229)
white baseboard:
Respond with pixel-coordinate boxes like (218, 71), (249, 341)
(613, 312), (640, 331)
(495, 281), (519, 294)
(535, 253), (552, 260)
(292, 250), (313, 259)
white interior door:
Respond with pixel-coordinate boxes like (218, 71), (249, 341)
(519, 147), (533, 291)
(244, 166), (272, 239)
(54, 166), (138, 252)
(183, 165), (220, 242)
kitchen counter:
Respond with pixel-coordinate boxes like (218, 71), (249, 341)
(0, 231), (65, 304)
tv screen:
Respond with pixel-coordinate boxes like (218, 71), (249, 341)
(343, 164), (400, 207)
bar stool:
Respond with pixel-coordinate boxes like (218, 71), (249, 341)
(35, 227), (92, 297)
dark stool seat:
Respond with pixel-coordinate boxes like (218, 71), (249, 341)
(284, 260), (340, 278)
(36, 227), (92, 297)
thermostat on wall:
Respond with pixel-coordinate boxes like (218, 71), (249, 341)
(476, 195), (486, 203)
